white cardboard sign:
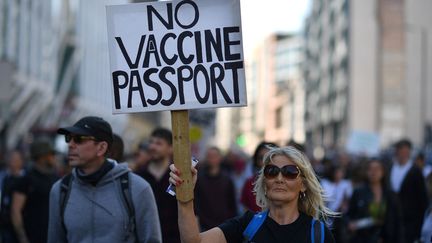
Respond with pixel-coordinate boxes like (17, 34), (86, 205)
(346, 130), (381, 156)
(106, 0), (247, 114)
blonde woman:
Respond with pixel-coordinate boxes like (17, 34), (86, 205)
(169, 146), (336, 243)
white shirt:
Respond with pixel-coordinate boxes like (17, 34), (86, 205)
(421, 208), (432, 243)
(321, 179), (353, 212)
(423, 164), (432, 178)
(390, 160), (413, 193)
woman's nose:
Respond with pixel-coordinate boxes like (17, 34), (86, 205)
(275, 172), (284, 182)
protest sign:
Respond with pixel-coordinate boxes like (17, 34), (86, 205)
(346, 130), (381, 156)
(106, 0), (246, 202)
(106, 0), (246, 114)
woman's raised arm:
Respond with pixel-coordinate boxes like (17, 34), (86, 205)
(169, 164), (228, 243)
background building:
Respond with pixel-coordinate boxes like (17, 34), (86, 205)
(0, 0), (163, 154)
(0, 0), (77, 149)
(304, 0), (432, 152)
(216, 33), (305, 154)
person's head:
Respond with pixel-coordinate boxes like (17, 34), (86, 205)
(6, 150), (24, 173)
(57, 116), (113, 169)
(134, 142), (151, 167)
(415, 152), (425, 168)
(394, 139), (412, 165)
(366, 158), (387, 186)
(286, 140), (306, 153)
(254, 146), (334, 219)
(30, 140), (57, 168)
(107, 133), (124, 162)
(206, 146), (223, 169)
(252, 142), (277, 171)
(148, 128), (172, 163)
(328, 164), (345, 183)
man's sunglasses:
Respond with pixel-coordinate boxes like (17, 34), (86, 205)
(263, 164), (301, 180)
(65, 134), (97, 144)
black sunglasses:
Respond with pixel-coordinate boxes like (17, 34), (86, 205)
(263, 164), (301, 180)
(65, 134), (97, 144)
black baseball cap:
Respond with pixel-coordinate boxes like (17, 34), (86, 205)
(57, 116), (113, 146)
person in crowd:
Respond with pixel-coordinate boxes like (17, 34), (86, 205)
(390, 139), (428, 243)
(415, 152), (432, 178)
(230, 155), (249, 214)
(137, 128), (179, 243)
(321, 164), (352, 243)
(420, 173), (432, 243)
(195, 147), (237, 230)
(348, 158), (404, 243)
(48, 116), (161, 243)
(132, 142), (151, 173)
(349, 157), (370, 189)
(286, 140), (306, 153)
(11, 140), (59, 243)
(321, 164), (352, 213)
(0, 150), (25, 243)
(220, 149), (238, 175)
(170, 146), (336, 243)
(107, 133), (125, 162)
(336, 151), (355, 180)
(240, 142), (277, 212)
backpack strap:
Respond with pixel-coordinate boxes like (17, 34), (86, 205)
(243, 210), (268, 241)
(310, 218), (325, 243)
(60, 174), (74, 237)
(118, 172), (138, 242)
(59, 172), (137, 242)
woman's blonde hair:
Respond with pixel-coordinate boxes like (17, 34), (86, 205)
(253, 146), (337, 220)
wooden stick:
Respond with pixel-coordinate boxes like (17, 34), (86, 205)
(171, 110), (193, 202)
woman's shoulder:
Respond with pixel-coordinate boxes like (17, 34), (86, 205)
(218, 210), (257, 242)
(219, 210), (256, 230)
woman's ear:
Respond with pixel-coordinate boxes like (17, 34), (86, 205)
(300, 179), (307, 193)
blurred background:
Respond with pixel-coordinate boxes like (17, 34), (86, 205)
(0, 0), (431, 162)
(2, 1), (432, 243)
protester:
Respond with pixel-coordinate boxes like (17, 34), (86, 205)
(321, 164), (352, 213)
(11, 140), (59, 243)
(48, 116), (161, 243)
(229, 155), (249, 214)
(132, 142), (151, 173)
(321, 164), (352, 243)
(137, 128), (179, 243)
(420, 173), (432, 243)
(415, 152), (432, 178)
(348, 158), (404, 243)
(107, 133), (125, 162)
(195, 147), (237, 230)
(390, 139), (428, 243)
(286, 140), (306, 153)
(170, 146), (336, 243)
(240, 142), (277, 213)
(0, 150), (25, 243)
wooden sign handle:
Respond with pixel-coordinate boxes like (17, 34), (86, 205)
(171, 110), (193, 202)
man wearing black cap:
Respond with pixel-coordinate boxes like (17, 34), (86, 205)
(11, 140), (59, 243)
(48, 116), (162, 243)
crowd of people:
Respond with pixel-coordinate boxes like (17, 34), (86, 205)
(0, 115), (431, 243)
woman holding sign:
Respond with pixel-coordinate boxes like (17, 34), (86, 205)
(169, 146), (336, 243)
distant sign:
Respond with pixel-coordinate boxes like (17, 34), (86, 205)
(106, 0), (247, 114)
(346, 130), (381, 156)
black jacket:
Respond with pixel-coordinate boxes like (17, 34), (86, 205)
(348, 184), (404, 243)
(395, 165), (429, 243)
